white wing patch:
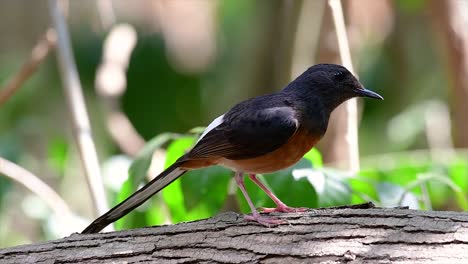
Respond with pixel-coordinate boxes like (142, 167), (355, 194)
(196, 114), (225, 143)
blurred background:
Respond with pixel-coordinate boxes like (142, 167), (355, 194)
(0, 0), (467, 248)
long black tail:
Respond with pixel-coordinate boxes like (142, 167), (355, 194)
(82, 162), (187, 234)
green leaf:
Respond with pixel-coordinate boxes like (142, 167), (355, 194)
(303, 148), (323, 168)
(128, 133), (178, 187)
(47, 138), (69, 176)
(114, 133), (178, 230)
(449, 158), (468, 193)
(360, 150), (468, 210)
(377, 182), (419, 209)
(293, 166), (353, 207)
(448, 159), (468, 210)
(145, 198), (167, 225)
(425, 168), (451, 209)
(114, 179), (133, 230)
(162, 136), (196, 222)
(369, 163), (427, 200)
(350, 169), (381, 205)
(180, 166), (231, 216)
(268, 169), (318, 208)
(349, 178), (379, 205)
(427, 170), (468, 211)
(316, 168), (352, 207)
(161, 178), (186, 222)
(114, 178), (165, 230)
(163, 136), (195, 168)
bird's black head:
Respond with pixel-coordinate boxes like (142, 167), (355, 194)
(284, 64), (383, 112)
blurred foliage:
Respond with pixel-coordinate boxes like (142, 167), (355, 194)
(0, 0), (467, 248)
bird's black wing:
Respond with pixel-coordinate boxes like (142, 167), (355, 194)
(188, 99), (298, 160)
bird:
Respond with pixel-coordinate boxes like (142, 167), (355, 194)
(82, 63), (383, 234)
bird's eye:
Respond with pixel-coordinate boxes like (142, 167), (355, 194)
(334, 71), (346, 81)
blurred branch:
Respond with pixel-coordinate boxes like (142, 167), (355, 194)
(94, 0), (144, 157)
(0, 29), (56, 106)
(273, 0), (303, 86)
(328, 0), (359, 172)
(0, 157), (74, 224)
(94, 22), (144, 156)
(105, 111), (145, 156)
(152, 0), (218, 73)
(96, 0), (116, 30)
(430, 0), (468, 148)
(290, 0), (325, 77)
(423, 101), (454, 157)
(48, 0), (111, 224)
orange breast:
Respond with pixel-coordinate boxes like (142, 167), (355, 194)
(218, 127), (320, 174)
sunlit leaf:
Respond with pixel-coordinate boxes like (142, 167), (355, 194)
(162, 136), (196, 222)
(114, 177), (132, 230)
(47, 138), (69, 176)
(316, 168), (352, 207)
(145, 199), (167, 226)
(352, 169), (382, 204)
(449, 158), (468, 193)
(377, 164), (427, 198)
(425, 168), (451, 209)
(448, 158), (468, 210)
(303, 148), (323, 168)
(114, 179), (163, 230)
(427, 169), (468, 211)
(164, 136), (195, 167)
(349, 178), (379, 205)
(112, 133), (179, 230)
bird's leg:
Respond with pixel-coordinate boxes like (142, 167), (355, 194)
(234, 172), (285, 226)
(248, 174), (307, 213)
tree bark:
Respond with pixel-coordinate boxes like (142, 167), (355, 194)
(1, 206), (468, 263)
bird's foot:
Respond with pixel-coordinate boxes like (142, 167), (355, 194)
(244, 213), (287, 227)
(260, 205), (308, 213)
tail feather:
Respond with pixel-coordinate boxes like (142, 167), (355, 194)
(82, 162), (187, 234)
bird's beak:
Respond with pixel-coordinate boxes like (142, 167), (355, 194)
(356, 87), (384, 100)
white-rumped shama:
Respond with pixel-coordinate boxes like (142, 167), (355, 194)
(82, 64), (383, 233)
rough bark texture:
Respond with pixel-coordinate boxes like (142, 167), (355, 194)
(1, 206), (468, 263)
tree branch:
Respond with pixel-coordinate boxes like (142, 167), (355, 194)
(429, 0), (468, 148)
(0, 157), (74, 228)
(0, 29), (56, 105)
(328, 0), (360, 173)
(1, 207), (468, 263)
(48, 0), (110, 221)
(95, 24), (144, 156)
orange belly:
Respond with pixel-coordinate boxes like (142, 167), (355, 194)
(218, 127), (320, 173)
